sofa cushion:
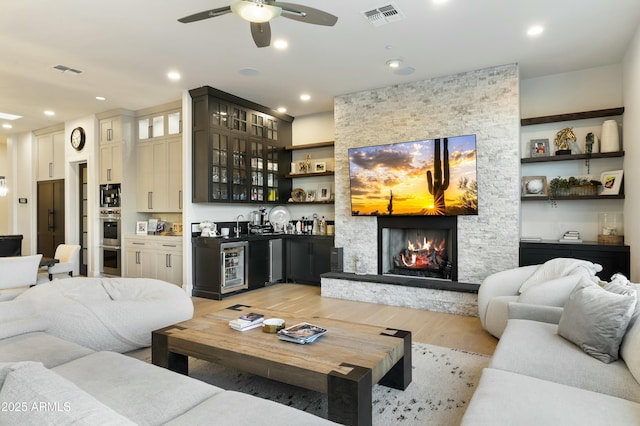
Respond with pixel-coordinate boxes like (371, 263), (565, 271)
(0, 332), (94, 368)
(165, 390), (337, 426)
(461, 368), (640, 426)
(0, 361), (135, 425)
(491, 319), (640, 402)
(53, 351), (223, 425)
(517, 274), (582, 307)
(518, 258), (601, 294)
(558, 279), (636, 363)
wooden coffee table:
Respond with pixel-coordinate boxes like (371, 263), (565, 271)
(152, 304), (411, 426)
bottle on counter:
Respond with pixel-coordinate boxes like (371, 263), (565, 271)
(295, 219), (302, 234)
(319, 216), (326, 235)
(312, 215), (319, 235)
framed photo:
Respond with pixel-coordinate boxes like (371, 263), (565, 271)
(313, 161), (327, 173)
(599, 170), (624, 195)
(148, 218), (158, 234)
(522, 176), (549, 197)
(305, 189), (316, 202)
(136, 221), (148, 235)
(317, 185), (331, 201)
(530, 139), (550, 157)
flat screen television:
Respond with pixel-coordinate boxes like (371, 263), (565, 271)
(348, 135), (477, 216)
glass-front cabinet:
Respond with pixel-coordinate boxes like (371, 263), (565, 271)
(138, 108), (181, 140)
(190, 86), (293, 204)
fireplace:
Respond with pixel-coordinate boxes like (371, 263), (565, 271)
(378, 216), (457, 281)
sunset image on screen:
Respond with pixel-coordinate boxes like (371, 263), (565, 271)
(348, 135), (478, 216)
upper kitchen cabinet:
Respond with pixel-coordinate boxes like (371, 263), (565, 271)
(97, 109), (135, 185)
(190, 86), (293, 204)
(135, 101), (182, 213)
(138, 107), (182, 141)
(36, 126), (65, 181)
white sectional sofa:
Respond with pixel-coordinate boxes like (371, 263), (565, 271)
(463, 275), (640, 425)
(0, 278), (336, 425)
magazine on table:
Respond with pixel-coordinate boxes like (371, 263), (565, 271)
(277, 322), (327, 344)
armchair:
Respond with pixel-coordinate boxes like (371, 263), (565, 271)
(479, 258), (603, 338)
(46, 244), (81, 280)
(0, 254), (43, 301)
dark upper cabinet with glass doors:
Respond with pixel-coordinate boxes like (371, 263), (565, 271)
(190, 86), (293, 204)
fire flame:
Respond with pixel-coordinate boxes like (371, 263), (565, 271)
(400, 237), (445, 268)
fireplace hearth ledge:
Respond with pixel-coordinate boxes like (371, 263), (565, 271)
(320, 272), (479, 317)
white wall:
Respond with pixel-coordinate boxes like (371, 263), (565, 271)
(6, 132), (36, 254)
(520, 65), (625, 243)
(623, 25), (640, 281)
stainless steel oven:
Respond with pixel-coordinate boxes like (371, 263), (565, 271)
(100, 208), (121, 276)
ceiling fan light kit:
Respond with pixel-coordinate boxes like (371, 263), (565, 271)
(231, 0), (281, 23)
(179, 0), (338, 48)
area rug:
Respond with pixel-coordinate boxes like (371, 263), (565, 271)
(127, 342), (490, 425)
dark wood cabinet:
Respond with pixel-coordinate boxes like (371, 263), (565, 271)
(519, 241), (630, 281)
(37, 180), (65, 258)
(190, 86), (293, 204)
(286, 236), (334, 285)
(248, 239), (269, 289)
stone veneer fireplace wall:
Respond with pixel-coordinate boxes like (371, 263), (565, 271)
(332, 64), (521, 285)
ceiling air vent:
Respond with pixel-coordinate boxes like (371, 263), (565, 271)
(53, 65), (83, 74)
(362, 3), (404, 27)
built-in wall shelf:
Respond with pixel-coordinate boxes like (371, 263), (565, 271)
(287, 201), (335, 205)
(521, 107), (624, 126)
(521, 151), (625, 164)
(285, 171), (334, 179)
(521, 194), (625, 201)
(284, 141), (334, 151)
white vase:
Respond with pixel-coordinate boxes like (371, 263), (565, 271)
(600, 120), (620, 153)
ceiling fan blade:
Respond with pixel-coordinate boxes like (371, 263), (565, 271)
(178, 6), (232, 23)
(250, 22), (271, 48)
(275, 2), (338, 26)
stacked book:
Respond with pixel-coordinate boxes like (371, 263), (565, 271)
(559, 231), (582, 243)
(277, 322), (327, 344)
(229, 312), (264, 331)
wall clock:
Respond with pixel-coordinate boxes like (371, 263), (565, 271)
(70, 126), (86, 151)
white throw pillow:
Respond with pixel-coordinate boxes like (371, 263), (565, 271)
(558, 278), (637, 363)
(517, 275), (582, 307)
(518, 258), (602, 294)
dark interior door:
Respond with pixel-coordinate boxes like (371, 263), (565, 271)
(37, 180), (65, 258)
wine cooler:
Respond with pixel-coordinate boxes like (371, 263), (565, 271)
(220, 241), (248, 294)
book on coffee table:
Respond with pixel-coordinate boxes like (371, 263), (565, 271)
(277, 322), (327, 344)
(229, 312), (264, 331)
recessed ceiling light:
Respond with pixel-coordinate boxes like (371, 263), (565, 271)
(527, 25), (544, 37)
(44, 110), (55, 116)
(300, 94), (311, 101)
(273, 39), (288, 49)
(2, 124), (12, 129)
(239, 67), (260, 76)
(0, 112), (22, 120)
(96, 96), (106, 101)
(277, 107), (287, 113)
(167, 71), (181, 81)
(387, 59), (402, 68)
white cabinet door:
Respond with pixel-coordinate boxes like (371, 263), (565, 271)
(168, 138), (182, 211)
(155, 247), (182, 286)
(100, 117), (121, 144)
(37, 131), (65, 181)
(99, 144), (123, 184)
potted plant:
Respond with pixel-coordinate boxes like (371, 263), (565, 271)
(548, 176), (599, 207)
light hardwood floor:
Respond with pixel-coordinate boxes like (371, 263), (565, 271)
(193, 283), (498, 356)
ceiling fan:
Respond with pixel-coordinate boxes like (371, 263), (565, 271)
(178, 0), (338, 48)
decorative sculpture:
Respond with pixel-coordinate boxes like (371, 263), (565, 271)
(554, 127), (576, 153)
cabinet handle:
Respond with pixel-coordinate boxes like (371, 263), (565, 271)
(49, 163), (53, 178)
(148, 192), (153, 209)
(179, 190), (182, 210)
(148, 125), (153, 139)
(220, 252), (225, 288)
(47, 209), (54, 231)
(136, 251), (140, 264)
(166, 253), (171, 268)
(162, 244), (177, 248)
(107, 168), (111, 181)
(107, 128), (113, 141)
